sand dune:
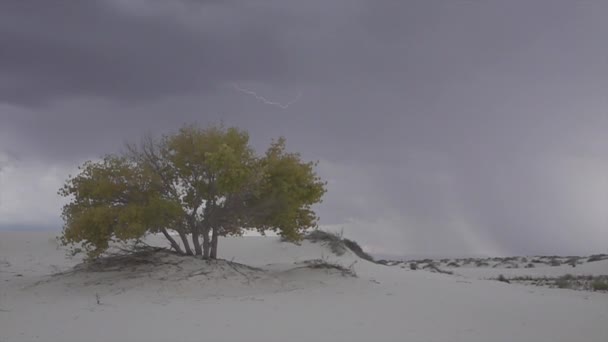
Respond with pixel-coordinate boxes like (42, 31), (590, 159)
(1, 231), (607, 342)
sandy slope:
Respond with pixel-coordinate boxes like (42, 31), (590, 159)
(1, 231), (607, 342)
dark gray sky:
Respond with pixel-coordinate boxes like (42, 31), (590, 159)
(1, 0), (607, 256)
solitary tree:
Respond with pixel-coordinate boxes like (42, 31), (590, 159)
(59, 124), (326, 259)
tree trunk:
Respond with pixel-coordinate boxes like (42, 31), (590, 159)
(202, 227), (211, 259)
(160, 228), (184, 254)
(210, 226), (219, 259)
(192, 230), (203, 256)
(177, 230), (193, 255)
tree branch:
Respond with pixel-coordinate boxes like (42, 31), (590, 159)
(160, 228), (184, 254)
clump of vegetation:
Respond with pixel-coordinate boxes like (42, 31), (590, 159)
(447, 261), (460, 267)
(496, 274), (510, 283)
(549, 260), (562, 267)
(423, 263), (453, 275)
(509, 275), (535, 282)
(525, 263), (535, 268)
(587, 254), (608, 263)
(297, 259), (357, 277)
(566, 257), (579, 267)
(59, 124), (326, 260)
(506, 274), (608, 292)
(342, 238), (375, 262)
(409, 262), (418, 270)
(305, 230), (347, 256)
(305, 230), (375, 263)
(71, 246), (168, 273)
(591, 279), (608, 291)
(555, 274), (574, 289)
(475, 260), (490, 267)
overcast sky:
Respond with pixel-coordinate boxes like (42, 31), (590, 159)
(1, 0), (607, 256)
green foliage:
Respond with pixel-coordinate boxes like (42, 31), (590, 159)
(59, 124), (326, 258)
(555, 275), (573, 289)
(164, 124), (255, 206)
(247, 138), (326, 241)
(591, 279), (608, 291)
(59, 156), (183, 257)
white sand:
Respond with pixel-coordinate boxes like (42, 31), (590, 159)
(1, 231), (607, 342)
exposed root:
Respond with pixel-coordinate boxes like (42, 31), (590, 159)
(22, 248), (269, 292)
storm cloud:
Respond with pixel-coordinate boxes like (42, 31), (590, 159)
(1, 0), (607, 256)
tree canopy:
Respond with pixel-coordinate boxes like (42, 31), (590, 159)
(59, 124), (326, 259)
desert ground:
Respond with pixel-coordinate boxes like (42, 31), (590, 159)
(1, 231), (607, 342)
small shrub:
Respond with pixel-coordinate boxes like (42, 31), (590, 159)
(475, 260), (490, 267)
(510, 275), (534, 281)
(525, 263), (535, 268)
(305, 230), (347, 256)
(298, 259), (357, 277)
(447, 262), (460, 268)
(591, 279), (608, 291)
(424, 264), (453, 275)
(342, 238), (374, 262)
(587, 254), (608, 263)
(549, 260), (562, 267)
(566, 257), (580, 267)
(497, 274), (510, 283)
(508, 274), (608, 292)
(555, 275), (573, 289)
(305, 230), (376, 263)
(409, 263), (418, 270)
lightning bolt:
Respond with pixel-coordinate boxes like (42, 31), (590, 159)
(231, 83), (302, 109)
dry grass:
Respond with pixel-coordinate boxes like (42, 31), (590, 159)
(296, 258), (357, 277)
(305, 230), (347, 256)
(305, 230), (375, 263)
